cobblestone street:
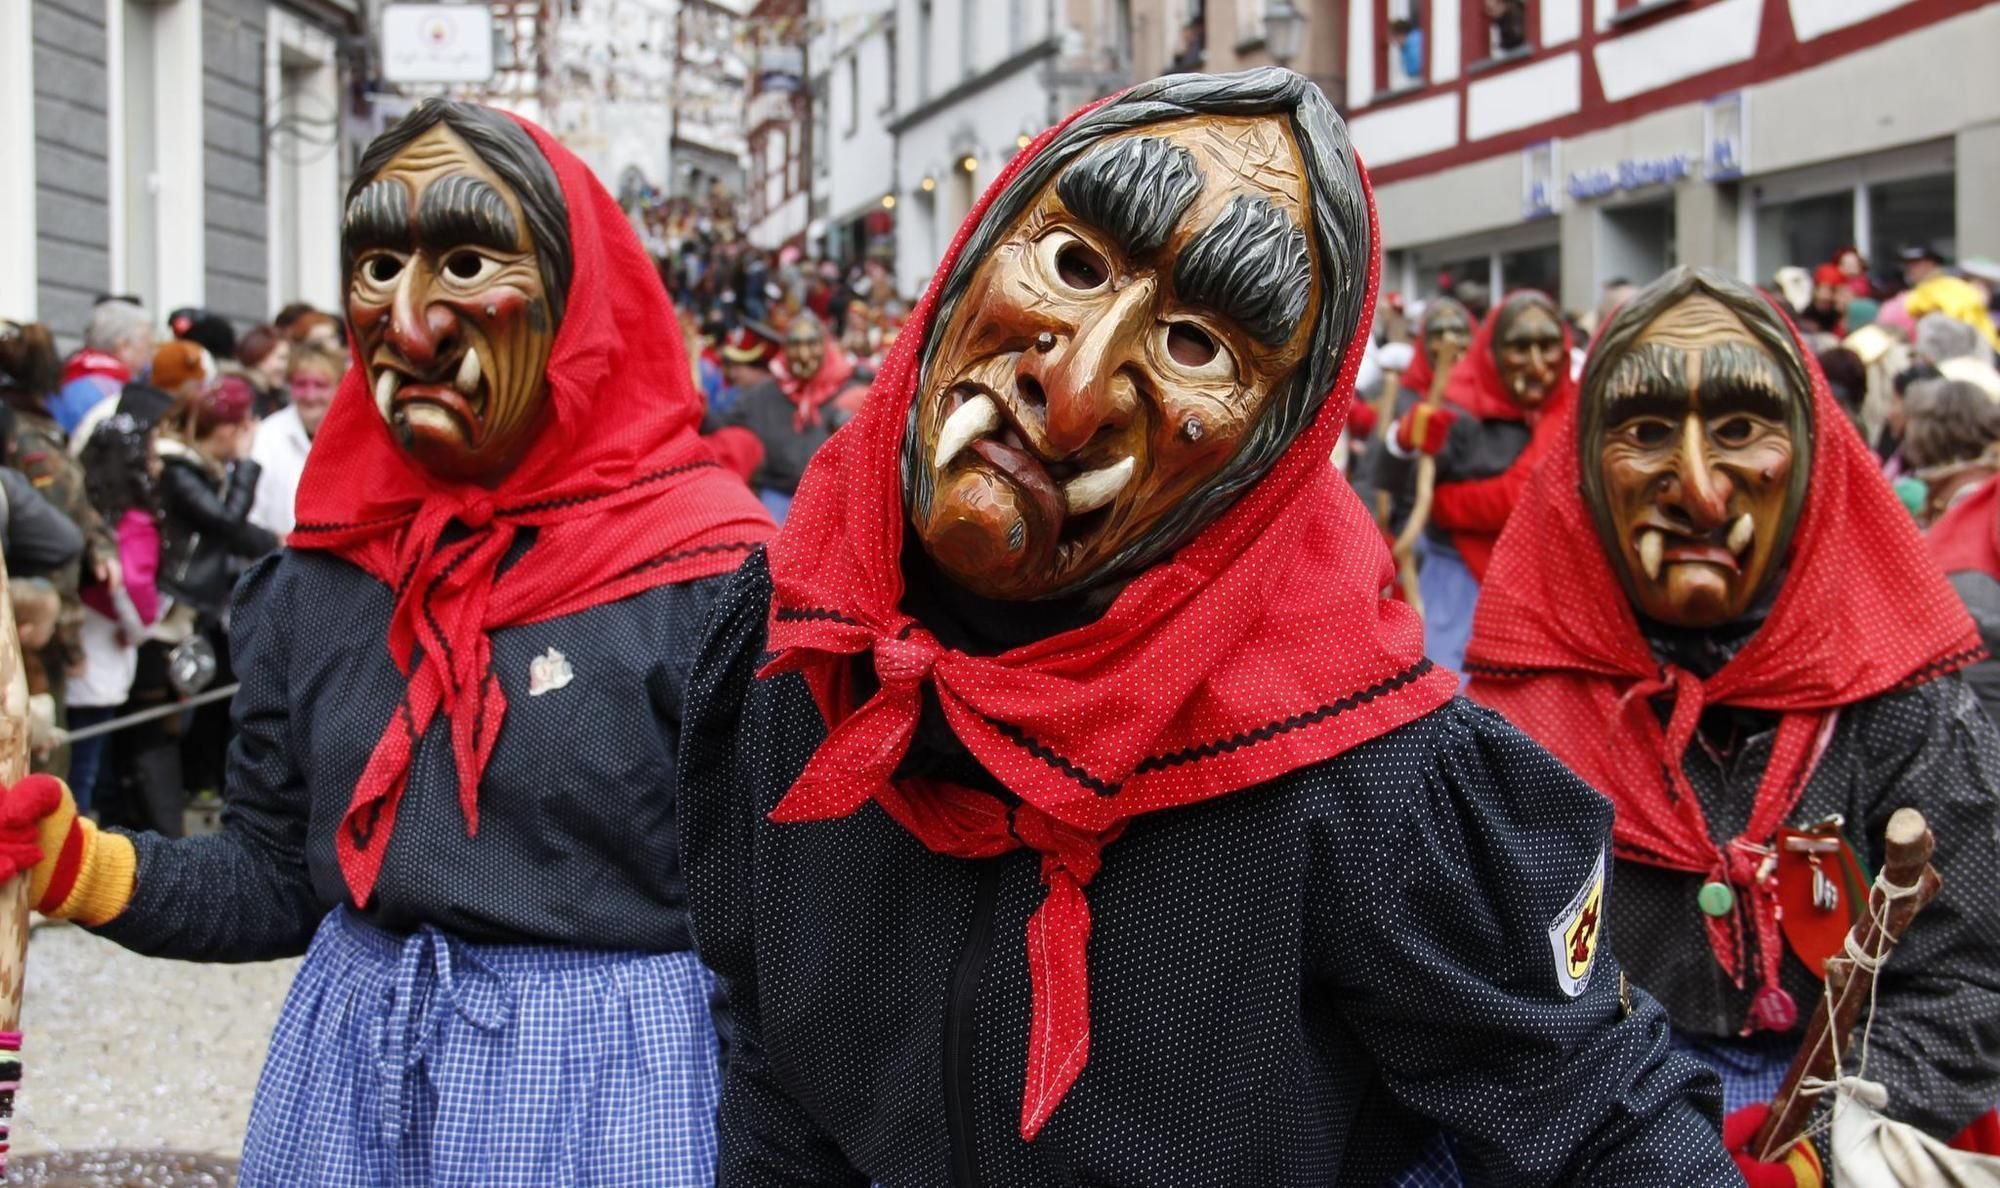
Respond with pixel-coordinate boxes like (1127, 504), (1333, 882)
(5, 923), (298, 1186)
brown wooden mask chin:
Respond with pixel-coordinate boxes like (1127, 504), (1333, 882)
(344, 124), (558, 487)
(908, 114), (1320, 601)
(1586, 290), (1809, 629)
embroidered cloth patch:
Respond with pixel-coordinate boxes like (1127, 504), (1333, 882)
(1549, 847), (1606, 998)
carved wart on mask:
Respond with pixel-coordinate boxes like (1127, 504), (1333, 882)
(342, 104), (573, 487)
(904, 100), (1366, 601)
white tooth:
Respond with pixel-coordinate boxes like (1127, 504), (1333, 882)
(1063, 455), (1136, 516)
(1727, 513), (1754, 557)
(1638, 529), (1664, 582)
(374, 369), (398, 420)
(934, 393), (1000, 470)
(455, 349), (482, 397)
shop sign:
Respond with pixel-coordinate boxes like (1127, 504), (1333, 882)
(380, 4), (495, 84)
(1522, 140), (1560, 220)
(1705, 91), (1749, 180)
(1566, 153), (1693, 202)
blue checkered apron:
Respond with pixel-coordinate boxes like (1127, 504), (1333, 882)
(238, 907), (722, 1187)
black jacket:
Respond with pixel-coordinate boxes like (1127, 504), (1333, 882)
(0, 467), (85, 575)
(93, 546), (730, 960)
(679, 552), (1735, 1187)
(156, 440), (279, 617)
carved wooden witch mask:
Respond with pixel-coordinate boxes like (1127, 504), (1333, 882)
(1579, 267), (1815, 629)
(342, 101), (571, 487)
(907, 114), (1332, 601)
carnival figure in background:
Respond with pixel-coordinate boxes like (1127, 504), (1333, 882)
(1467, 266), (2000, 1186)
(678, 68), (1736, 1185)
(0, 99), (771, 1185)
(712, 312), (872, 524)
(1372, 289), (1572, 670)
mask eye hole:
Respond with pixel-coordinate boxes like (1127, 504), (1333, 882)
(1712, 416), (1758, 446)
(1166, 323), (1217, 367)
(365, 255), (403, 284)
(1056, 241), (1109, 291)
(444, 251), (493, 282)
(1617, 418), (1674, 448)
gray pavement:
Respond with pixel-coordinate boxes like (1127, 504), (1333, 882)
(7, 921), (297, 1178)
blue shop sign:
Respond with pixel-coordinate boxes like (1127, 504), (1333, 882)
(1566, 153), (1693, 202)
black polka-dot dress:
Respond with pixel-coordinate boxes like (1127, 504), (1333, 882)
(1612, 674), (2000, 1139)
(679, 551), (1740, 1186)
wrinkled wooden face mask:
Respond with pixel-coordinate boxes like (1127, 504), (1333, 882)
(345, 124), (557, 486)
(1590, 292), (1806, 628)
(910, 114), (1320, 600)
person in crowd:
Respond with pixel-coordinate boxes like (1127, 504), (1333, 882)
(169, 308), (237, 363)
(1373, 289), (1575, 671)
(0, 98), (771, 1185)
(1902, 375), (2000, 522)
(73, 339), (210, 458)
(1801, 265), (1849, 336)
(715, 325), (775, 418)
(1485, 0), (1527, 53)
(724, 312), (872, 523)
(235, 325), (292, 417)
(52, 300), (154, 434)
(1467, 266), (2000, 1181)
(1, 321), (116, 708)
(1829, 246), (1873, 299)
(67, 414), (161, 814)
(273, 303), (343, 351)
(679, 67), (1733, 1187)
(248, 339), (343, 538)
(1816, 344), (1867, 432)
(1903, 245), (2000, 353)
(1390, 15), (1424, 84)
(1916, 310), (1996, 369)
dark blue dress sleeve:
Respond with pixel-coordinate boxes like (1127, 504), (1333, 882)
(1317, 699), (1737, 1185)
(91, 553), (328, 961)
(679, 552), (870, 1186)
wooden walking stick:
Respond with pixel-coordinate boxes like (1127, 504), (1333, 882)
(1752, 808), (1943, 1163)
(1390, 339), (1459, 614)
(0, 550), (34, 1175)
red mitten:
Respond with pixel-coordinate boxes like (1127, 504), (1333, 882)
(1393, 404), (1458, 455)
(1346, 402), (1378, 439)
(1725, 1105), (1824, 1188)
(0, 774), (62, 886)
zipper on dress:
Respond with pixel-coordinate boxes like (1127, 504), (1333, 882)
(945, 859), (1002, 1188)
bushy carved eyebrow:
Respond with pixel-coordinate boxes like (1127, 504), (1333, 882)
(1606, 343), (1685, 405)
(1055, 136), (1203, 259)
(1699, 342), (1789, 416)
(343, 179), (412, 255)
(416, 174), (520, 254)
(1172, 194), (1312, 346)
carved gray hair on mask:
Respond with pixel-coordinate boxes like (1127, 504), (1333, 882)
(901, 67), (1370, 596)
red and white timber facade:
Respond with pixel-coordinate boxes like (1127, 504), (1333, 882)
(1344, 0), (2000, 310)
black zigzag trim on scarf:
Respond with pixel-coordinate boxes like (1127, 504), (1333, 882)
(775, 606), (866, 626)
(1135, 659), (1437, 774)
(982, 658), (1439, 798)
(1896, 645), (1988, 691)
(293, 511), (411, 535)
(616, 539), (758, 580)
(1459, 660), (1548, 680)
(498, 458), (720, 517)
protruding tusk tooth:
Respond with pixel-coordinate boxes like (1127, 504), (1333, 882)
(934, 393), (1000, 470)
(1727, 513), (1754, 557)
(1063, 455), (1136, 516)
(455, 349), (482, 397)
(1638, 529), (1664, 582)
(375, 369), (399, 420)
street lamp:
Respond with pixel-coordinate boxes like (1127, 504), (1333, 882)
(1263, 0), (1306, 66)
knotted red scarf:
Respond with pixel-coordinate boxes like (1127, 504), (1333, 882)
(759, 104), (1456, 1140)
(1428, 294), (1577, 580)
(291, 111), (772, 907)
(1466, 298), (1979, 1025)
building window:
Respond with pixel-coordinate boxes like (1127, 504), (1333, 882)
(1384, 0), (1423, 91)
(1171, 0), (1205, 70)
(1483, 0), (1529, 58)
(916, 1), (932, 102)
(845, 57), (859, 136)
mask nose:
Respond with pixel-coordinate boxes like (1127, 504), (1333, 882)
(1669, 415), (1733, 530)
(1034, 278), (1151, 457)
(385, 266), (459, 370)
